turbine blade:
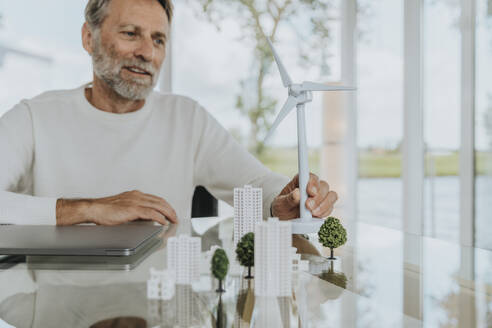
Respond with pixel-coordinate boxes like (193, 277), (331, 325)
(264, 96), (298, 142)
(266, 38), (293, 87)
(301, 81), (356, 92)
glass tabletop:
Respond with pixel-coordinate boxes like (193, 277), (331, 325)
(0, 217), (490, 327)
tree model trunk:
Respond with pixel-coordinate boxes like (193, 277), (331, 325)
(329, 248), (336, 260)
(245, 266), (253, 279)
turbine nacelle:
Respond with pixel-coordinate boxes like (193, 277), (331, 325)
(288, 87), (313, 104)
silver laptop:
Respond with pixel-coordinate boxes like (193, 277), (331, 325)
(0, 224), (163, 256)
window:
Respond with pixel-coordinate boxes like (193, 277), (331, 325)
(357, 0), (404, 230)
(0, 1), (90, 116)
(475, 0), (492, 250)
(423, 0), (461, 243)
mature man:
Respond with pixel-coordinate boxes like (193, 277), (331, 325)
(0, 0), (337, 228)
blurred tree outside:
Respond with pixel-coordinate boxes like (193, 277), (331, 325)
(187, 0), (337, 156)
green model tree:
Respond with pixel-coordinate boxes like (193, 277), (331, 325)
(318, 216), (347, 260)
(211, 248), (229, 293)
(235, 232), (255, 279)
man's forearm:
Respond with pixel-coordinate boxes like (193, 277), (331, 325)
(56, 199), (93, 226)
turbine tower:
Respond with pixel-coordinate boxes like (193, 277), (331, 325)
(264, 38), (355, 234)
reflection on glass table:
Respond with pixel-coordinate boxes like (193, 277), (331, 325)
(0, 217), (491, 327)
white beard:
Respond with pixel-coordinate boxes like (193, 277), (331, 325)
(91, 35), (159, 100)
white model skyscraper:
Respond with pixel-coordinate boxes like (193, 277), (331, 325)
(167, 234), (201, 285)
(254, 218), (292, 297)
(234, 185), (262, 246)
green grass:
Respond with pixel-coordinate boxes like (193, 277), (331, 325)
(258, 147), (492, 178)
(476, 152), (492, 175)
(358, 152), (402, 178)
(258, 147), (320, 178)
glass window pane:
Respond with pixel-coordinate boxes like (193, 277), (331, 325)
(475, 0), (492, 250)
(423, 0), (461, 243)
(0, 2), (90, 116)
(357, 0), (404, 230)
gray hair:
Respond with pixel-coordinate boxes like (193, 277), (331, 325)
(85, 0), (174, 30)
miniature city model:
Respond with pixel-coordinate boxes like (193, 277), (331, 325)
(254, 217), (292, 297)
(290, 247), (309, 273)
(167, 234), (201, 285)
(264, 37), (355, 234)
(148, 284), (202, 328)
(234, 185), (262, 246)
(147, 267), (175, 300)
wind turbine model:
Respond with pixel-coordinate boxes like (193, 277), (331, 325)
(264, 38), (355, 234)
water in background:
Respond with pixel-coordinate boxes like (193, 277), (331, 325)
(358, 176), (492, 250)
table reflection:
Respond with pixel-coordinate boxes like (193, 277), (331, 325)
(0, 218), (491, 327)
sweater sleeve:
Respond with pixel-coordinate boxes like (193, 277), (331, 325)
(0, 102), (57, 224)
(192, 104), (290, 219)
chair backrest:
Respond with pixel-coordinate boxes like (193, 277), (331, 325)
(191, 186), (218, 218)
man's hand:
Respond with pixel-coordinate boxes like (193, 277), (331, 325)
(56, 190), (178, 226)
(271, 173), (338, 220)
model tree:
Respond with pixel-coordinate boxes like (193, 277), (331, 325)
(235, 232), (255, 279)
(318, 217), (347, 260)
(211, 248), (229, 293)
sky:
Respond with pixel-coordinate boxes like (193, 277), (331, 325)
(0, 0), (491, 150)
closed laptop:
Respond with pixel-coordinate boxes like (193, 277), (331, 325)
(0, 224), (163, 256)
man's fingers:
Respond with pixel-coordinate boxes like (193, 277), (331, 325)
(145, 199), (178, 223)
(280, 173), (323, 198)
(135, 207), (168, 226)
(130, 191), (178, 223)
(279, 174), (299, 196)
(317, 205), (334, 218)
(287, 188), (301, 206)
(306, 180), (330, 211)
(306, 173), (322, 197)
(128, 197), (177, 224)
(275, 188), (300, 210)
(312, 191), (338, 218)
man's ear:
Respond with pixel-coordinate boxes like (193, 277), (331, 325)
(82, 22), (94, 56)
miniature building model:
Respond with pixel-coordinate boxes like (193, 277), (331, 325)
(147, 268), (175, 300)
(234, 185), (262, 246)
(158, 284), (202, 328)
(254, 218), (292, 297)
(167, 235), (201, 285)
(252, 296), (285, 327)
(174, 285), (200, 327)
(291, 247), (309, 273)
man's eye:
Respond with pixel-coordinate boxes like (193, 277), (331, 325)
(123, 31), (136, 37)
(155, 39), (164, 46)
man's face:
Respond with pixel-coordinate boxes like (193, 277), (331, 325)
(90, 0), (169, 100)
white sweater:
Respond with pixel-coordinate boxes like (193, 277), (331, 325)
(0, 84), (289, 229)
